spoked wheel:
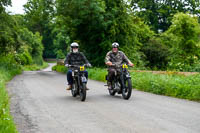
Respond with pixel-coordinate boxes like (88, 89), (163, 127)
(108, 81), (116, 96)
(71, 82), (77, 97)
(122, 78), (132, 100)
(79, 83), (86, 101)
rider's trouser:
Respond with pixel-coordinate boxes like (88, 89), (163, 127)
(107, 68), (116, 82)
(67, 70), (88, 85)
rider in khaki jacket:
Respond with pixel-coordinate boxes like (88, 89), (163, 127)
(105, 42), (134, 89)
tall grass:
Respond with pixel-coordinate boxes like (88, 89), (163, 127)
(0, 55), (22, 133)
(131, 72), (200, 101)
(88, 68), (107, 82)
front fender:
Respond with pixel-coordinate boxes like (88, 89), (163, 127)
(81, 76), (87, 83)
(125, 72), (131, 79)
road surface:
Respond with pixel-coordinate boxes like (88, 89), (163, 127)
(7, 64), (200, 133)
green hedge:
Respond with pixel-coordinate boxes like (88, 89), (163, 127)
(52, 64), (200, 101)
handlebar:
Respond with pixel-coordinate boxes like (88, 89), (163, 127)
(110, 64), (131, 68)
(65, 64), (92, 68)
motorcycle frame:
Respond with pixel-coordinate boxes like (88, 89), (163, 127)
(71, 68), (87, 93)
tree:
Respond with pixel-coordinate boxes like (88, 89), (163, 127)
(56, 0), (108, 66)
(0, 0), (11, 13)
(56, 0), (153, 66)
(24, 0), (56, 58)
(162, 13), (200, 71)
(130, 0), (200, 32)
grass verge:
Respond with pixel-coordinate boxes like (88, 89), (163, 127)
(22, 62), (48, 71)
(0, 66), (21, 133)
(0, 55), (48, 133)
(52, 64), (200, 101)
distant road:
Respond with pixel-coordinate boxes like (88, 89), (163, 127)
(7, 65), (200, 133)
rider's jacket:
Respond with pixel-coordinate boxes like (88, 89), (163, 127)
(105, 51), (131, 67)
(64, 52), (89, 66)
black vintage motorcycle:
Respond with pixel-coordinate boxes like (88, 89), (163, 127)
(68, 65), (89, 101)
(106, 64), (132, 100)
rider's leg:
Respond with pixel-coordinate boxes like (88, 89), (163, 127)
(108, 68), (115, 89)
(66, 70), (73, 90)
(84, 70), (88, 79)
(83, 70), (89, 90)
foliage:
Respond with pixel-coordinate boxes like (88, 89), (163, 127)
(0, 55), (21, 133)
(142, 37), (170, 69)
(17, 28), (44, 65)
(0, 12), (21, 54)
(15, 51), (33, 65)
(56, 0), (153, 67)
(162, 13), (200, 71)
(88, 68), (107, 82)
(130, 0), (200, 32)
(0, 0), (11, 13)
(24, 0), (56, 58)
(52, 26), (70, 59)
(132, 72), (200, 101)
(52, 64), (68, 73)
(23, 62), (48, 71)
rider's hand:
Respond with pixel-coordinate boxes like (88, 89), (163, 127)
(106, 61), (112, 66)
(129, 62), (134, 67)
(86, 63), (92, 67)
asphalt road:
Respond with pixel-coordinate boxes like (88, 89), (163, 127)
(7, 64), (200, 133)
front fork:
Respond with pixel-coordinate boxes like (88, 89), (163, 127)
(120, 71), (131, 91)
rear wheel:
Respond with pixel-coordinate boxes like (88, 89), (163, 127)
(80, 83), (86, 101)
(122, 78), (132, 100)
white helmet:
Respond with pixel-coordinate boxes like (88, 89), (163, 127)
(112, 42), (119, 48)
(70, 42), (79, 48)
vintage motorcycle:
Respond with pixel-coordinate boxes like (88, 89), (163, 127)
(68, 64), (89, 101)
(106, 64), (132, 100)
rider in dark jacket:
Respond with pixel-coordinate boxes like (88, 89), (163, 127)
(105, 42), (134, 89)
(64, 42), (91, 90)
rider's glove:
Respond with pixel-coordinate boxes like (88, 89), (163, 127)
(86, 63), (92, 67)
(65, 64), (70, 67)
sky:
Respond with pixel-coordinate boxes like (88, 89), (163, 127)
(6, 0), (28, 14)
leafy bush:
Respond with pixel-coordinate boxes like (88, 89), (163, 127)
(142, 37), (170, 69)
(32, 56), (43, 66)
(15, 51), (33, 65)
(162, 13), (200, 71)
(52, 65), (68, 73)
(56, 50), (65, 59)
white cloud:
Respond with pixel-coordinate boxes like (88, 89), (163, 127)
(6, 0), (28, 14)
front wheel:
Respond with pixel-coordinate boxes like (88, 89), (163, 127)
(71, 83), (77, 97)
(122, 78), (132, 100)
(108, 81), (116, 96)
(80, 83), (87, 101)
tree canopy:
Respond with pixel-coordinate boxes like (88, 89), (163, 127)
(1, 0), (200, 71)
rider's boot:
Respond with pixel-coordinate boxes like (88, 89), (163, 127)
(86, 86), (89, 90)
(66, 85), (72, 90)
(85, 84), (89, 90)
